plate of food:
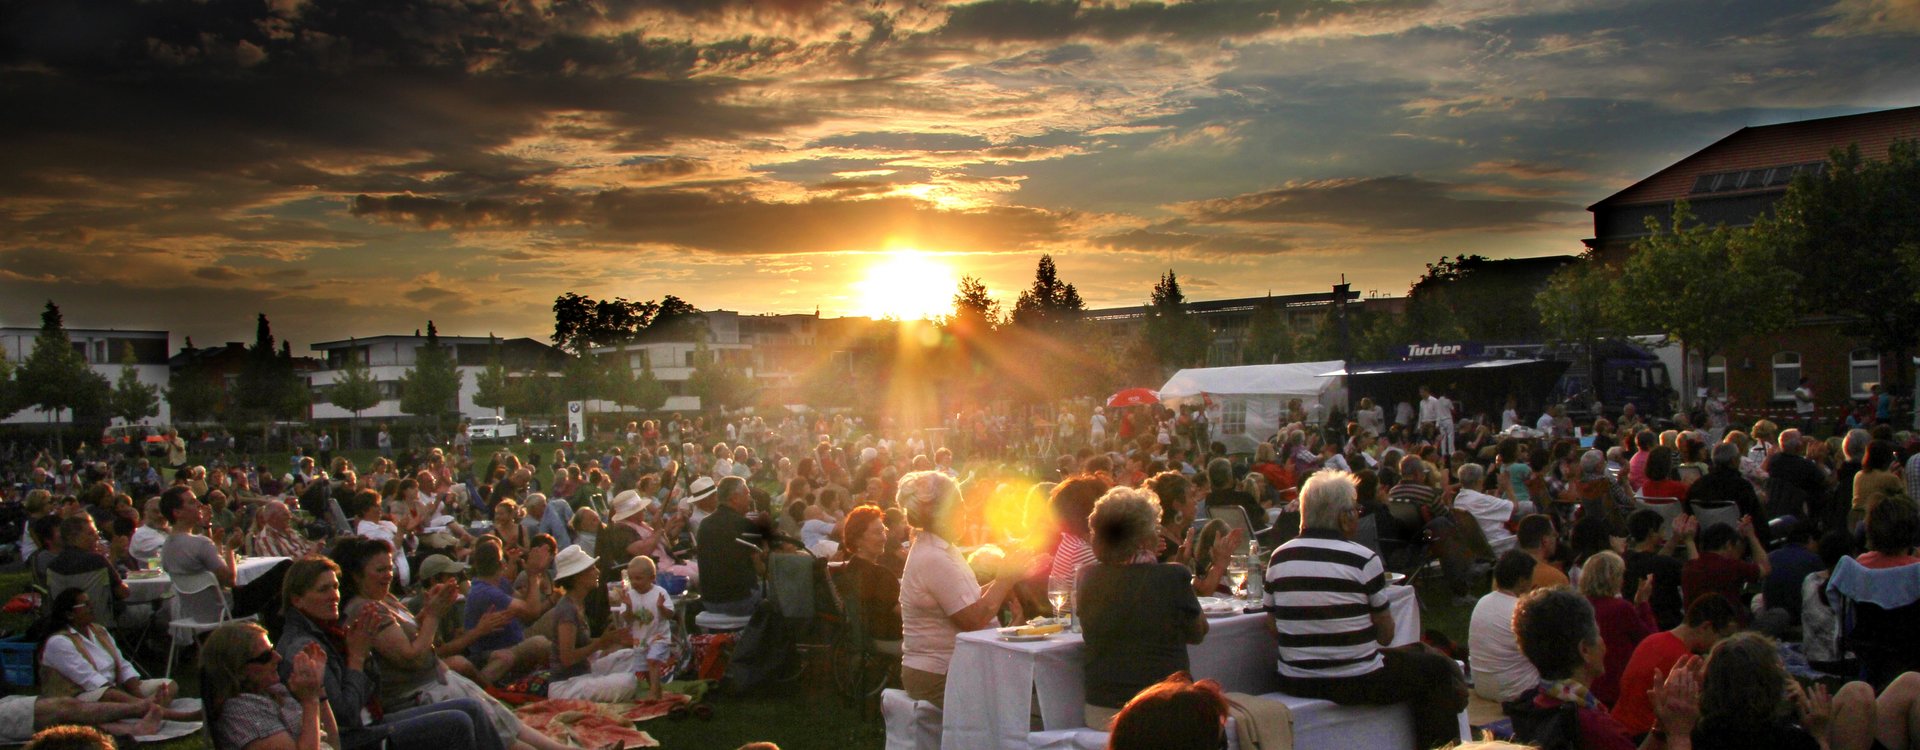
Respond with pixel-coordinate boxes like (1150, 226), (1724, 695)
(1387, 572), (1408, 586)
(998, 623), (1065, 642)
(1198, 597), (1243, 617)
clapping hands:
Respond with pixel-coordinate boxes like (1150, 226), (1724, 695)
(288, 643), (327, 701)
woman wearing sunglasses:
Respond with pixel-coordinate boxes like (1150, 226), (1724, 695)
(203, 621), (338, 750)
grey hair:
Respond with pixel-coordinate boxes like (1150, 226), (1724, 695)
(1399, 454), (1425, 477)
(1710, 441), (1740, 469)
(1579, 449), (1607, 477)
(1780, 429), (1804, 454)
(1456, 462), (1486, 489)
(1578, 551), (1627, 598)
(1207, 457), (1234, 489)
(1088, 486), (1162, 564)
(1843, 428), (1872, 462)
(1300, 469), (1359, 532)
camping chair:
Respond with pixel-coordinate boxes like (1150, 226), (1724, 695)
(1691, 500), (1742, 535)
(1380, 502), (1436, 581)
(1633, 494), (1684, 532)
(164, 570), (256, 678)
(1828, 556), (1920, 689)
(828, 563), (899, 714)
(1205, 506), (1273, 556)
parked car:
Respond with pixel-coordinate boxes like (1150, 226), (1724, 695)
(101, 424), (170, 455)
(467, 415), (519, 442)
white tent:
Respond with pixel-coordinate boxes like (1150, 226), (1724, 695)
(1159, 361), (1346, 442)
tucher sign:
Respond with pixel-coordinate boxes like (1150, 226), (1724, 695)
(1403, 342), (1483, 359)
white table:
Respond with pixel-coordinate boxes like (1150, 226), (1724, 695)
(942, 586), (1422, 750)
(235, 556), (290, 586)
(125, 571), (172, 603)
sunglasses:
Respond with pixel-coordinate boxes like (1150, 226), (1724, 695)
(246, 648), (277, 665)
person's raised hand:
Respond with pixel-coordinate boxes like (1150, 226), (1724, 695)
(1798, 681), (1834, 736)
(344, 603), (382, 663)
(1738, 514), (1755, 538)
(426, 581), (458, 615)
(1632, 575), (1653, 605)
(999, 547), (1039, 579)
(289, 643), (326, 701)
(1649, 659), (1702, 737)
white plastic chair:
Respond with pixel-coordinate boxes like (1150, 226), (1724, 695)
(1633, 494), (1684, 530)
(164, 570), (257, 678)
(881, 688), (942, 750)
(1692, 501), (1742, 534)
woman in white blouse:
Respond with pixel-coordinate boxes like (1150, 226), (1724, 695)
(40, 588), (198, 721)
(897, 471), (1034, 708)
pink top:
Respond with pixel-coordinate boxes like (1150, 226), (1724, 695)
(1586, 595), (1657, 707)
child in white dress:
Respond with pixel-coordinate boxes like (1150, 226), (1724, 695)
(623, 556), (677, 700)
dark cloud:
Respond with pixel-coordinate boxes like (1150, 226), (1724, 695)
(1177, 175), (1577, 233)
(351, 188), (1069, 254)
(1091, 228), (1292, 256)
(936, 0), (1431, 43)
(193, 267), (245, 282)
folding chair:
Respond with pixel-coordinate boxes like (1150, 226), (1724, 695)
(164, 570), (257, 678)
(1632, 494), (1684, 532)
(1205, 505), (1272, 556)
(1691, 500), (1742, 534)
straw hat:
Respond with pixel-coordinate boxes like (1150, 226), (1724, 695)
(553, 545), (599, 581)
(610, 489), (651, 523)
(687, 476), (718, 503)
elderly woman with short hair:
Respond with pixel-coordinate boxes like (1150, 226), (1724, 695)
(898, 471), (1033, 707)
(1078, 486), (1208, 729)
(1578, 551), (1656, 708)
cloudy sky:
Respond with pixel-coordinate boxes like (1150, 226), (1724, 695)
(3, 0), (1917, 350)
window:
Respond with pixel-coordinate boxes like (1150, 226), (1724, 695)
(1850, 348), (1880, 398)
(1221, 400), (1247, 436)
(1772, 352), (1801, 400)
(1705, 355), (1727, 396)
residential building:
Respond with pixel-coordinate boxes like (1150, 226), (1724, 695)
(0, 327), (170, 425)
(1585, 105), (1920, 427)
(308, 334), (564, 421)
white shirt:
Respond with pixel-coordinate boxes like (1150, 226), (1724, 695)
(131, 526), (168, 561)
(1501, 409), (1520, 430)
(1394, 402), (1415, 427)
(1357, 406), (1384, 436)
(1794, 386), (1815, 415)
(42, 626), (139, 692)
(1468, 591), (1537, 702)
(1452, 489), (1517, 556)
(1089, 414), (1107, 435)
(900, 533), (982, 675)
(625, 585), (674, 646)
(1418, 396), (1444, 425)
(1536, 412), (1556, 433)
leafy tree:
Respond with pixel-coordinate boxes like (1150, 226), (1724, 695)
(1753, 140), (1920, 387)
(398, 322), (462, 425)
(107, 343), (160, 424)
(551, 292), (703, 354)
(1400, 254), (1557, 342)
(628, 353), (670, 413)
(1142, 270), (1210, 371)
(1611, 203), (1798, 393)
(688, 342), (753, 412)
(599, 347), (638, 411)
(471, 338), (512, 417)
(327, 341), (382, 444)
(557, 353), (606, 409)
(946, 276), (1002, 336)
(17, 301), (110, 431)
(233, 314), (303, 425)
(167, 340), (223, 423)
(1536, 260), (1622, 391)
(1243, 298), (1296, 365)
(0, 343), (19, 420)
(1010, 255), (1085, 330)
(509, 372), (560, 417)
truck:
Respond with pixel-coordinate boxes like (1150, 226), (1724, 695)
(1485, 340), (1674, 422)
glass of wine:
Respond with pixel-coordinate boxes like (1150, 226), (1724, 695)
(1226, 556), (1250, 601)
(1048, 585), (1070, 619)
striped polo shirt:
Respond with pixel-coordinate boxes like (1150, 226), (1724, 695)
(1263, 527), (1389, 679)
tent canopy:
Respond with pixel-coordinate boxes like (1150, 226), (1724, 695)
(1159, 361), (1345, 400)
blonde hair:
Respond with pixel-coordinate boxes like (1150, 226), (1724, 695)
(202, 621), (270, 720)
(626, 554), (657, 583)
(1578, 551), (1627, 598)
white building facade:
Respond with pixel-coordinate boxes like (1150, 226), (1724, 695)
(308, 335), (562, 422)
(0, 327), (171, 426)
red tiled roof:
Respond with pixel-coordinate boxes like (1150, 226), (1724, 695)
(1590, 106), (1920, 209)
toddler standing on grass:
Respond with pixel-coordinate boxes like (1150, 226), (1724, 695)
(624, 555), (677, 700)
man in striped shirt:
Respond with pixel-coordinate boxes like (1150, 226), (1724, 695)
(1265, 469), (1468, 750)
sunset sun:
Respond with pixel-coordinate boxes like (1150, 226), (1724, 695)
(853, 250), (958, 320)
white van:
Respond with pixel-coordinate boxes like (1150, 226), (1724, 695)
(467, 415), (518, 442)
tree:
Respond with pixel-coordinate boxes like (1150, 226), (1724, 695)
(398, 321), (462, 426)
(1536, 260), (1622, 394)
(688, 342), (753, 412)
(599, 347), (638, 411)
(17, 301), (110, 435)
(1611, 203), (1799, 397)
(1752, 140), (1920, 389)
(327, 341), (382, 446)
(1142, 269), (1210, 371)
(551, 292), (703, 354)
(233, 314), (307, 432)
(1010, 255), (1085, 330)
(167, 340), (223, 424)
(0, 343), (20, 420)
(557, 353), (606, 409)
(509, 372), (560, 417)
(946, 276), (1002, 336)
(627, 352), (670, 413)
(1243, 298), (1296, 365)
(107, 343), (160, 424)
(471, 338), (512, 417)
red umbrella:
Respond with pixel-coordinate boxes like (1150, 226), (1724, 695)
(1107, 388), (1160, 408)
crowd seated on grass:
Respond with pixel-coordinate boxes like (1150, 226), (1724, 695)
(2, 404), (1920, 748)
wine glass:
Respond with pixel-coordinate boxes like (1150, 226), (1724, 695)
(1047, 585), (1070, 620)
(1226, 557), (1249, 600)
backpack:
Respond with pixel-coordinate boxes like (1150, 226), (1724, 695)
(1504, 688), (1584, 750)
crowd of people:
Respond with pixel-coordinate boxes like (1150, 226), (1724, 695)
(0, 391), (1917, 750)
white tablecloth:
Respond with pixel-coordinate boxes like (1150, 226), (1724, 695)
(943, 586), (1422, 750)
(235, 556), (289, 586)
(126, 571), (172, 603)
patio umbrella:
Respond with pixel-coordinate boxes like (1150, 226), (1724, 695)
(1106, 388), (1160, 408)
